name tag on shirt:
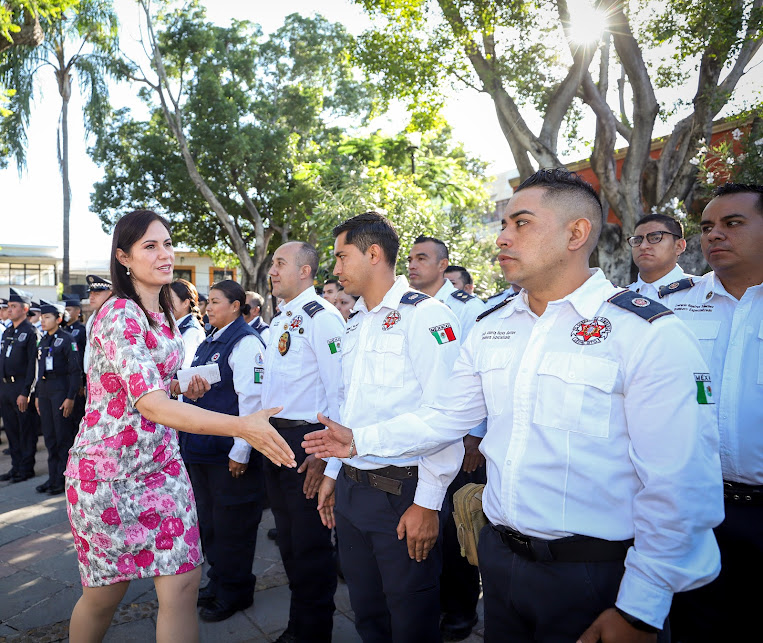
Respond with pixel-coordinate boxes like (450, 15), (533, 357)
(46, 355), (54, 371)
(5, 344), (10, 358)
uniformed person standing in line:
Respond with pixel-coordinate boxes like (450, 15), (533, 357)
(660, 183), (763, 643)
(444, 265), (475, 295)
(305, 171), (724, 643)
(82, 274), (113, 376)
(34, 300), (81, 495)
(407, 236), (486, 640)
(28, 302), (42, 331)
(0, 298), (11, 330)
(626, 213), (695, 299)
(243, 291), (270, 345)
(0, 288), (40, 482)
(316, 213), (464, 643)
(261, 241), (345, 643)
(63, 295), (87, 430)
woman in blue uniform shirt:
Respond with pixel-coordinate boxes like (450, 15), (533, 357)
(35, 299), (81, 495)
(177, 280), (266, 622)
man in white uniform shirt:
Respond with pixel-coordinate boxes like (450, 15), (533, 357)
(318, 212), (464, 643)
(660, 182), (763, 643)
(261, 241), (345, 643)
(627, 213), (695, 298)
(305, 170), (723, 643)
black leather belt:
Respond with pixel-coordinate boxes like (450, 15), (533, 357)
(723, 481), (763, 506)
(342, 463), (418, 496)
(492, 525), (633, 563)
(269, 418), (314, 430)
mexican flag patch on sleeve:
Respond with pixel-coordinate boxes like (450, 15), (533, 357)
(429, 324), (457, 344)
(328, 337), (341, 354)
(694, 373), (714, 404)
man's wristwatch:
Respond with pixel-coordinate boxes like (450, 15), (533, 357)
(615, 607), (659, 633)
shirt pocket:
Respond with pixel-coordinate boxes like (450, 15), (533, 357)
(475, 350), (514, 416)
(362, 333), (405, 388)
(533, 352), (619, 438)
(682, 320), (720, 366)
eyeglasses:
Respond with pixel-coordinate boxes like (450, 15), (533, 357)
(627, 231), (682, 247)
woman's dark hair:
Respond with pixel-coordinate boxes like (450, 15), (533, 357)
(209, 280), (250, 318)
(110, 209), (176, 331)
(170, 279), (203, 324)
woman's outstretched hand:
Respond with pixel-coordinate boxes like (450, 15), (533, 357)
(302, 413), (354, 459)
(239, 407), (296, 468)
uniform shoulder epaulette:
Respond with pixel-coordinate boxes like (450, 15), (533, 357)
(348, 310), (359, 320)
(607, 290), (673, 323)
(450, 289), (475, 303)
(399, 291), (430, 306)
(302, 301), (325, 318)
(476, 291), (519, 322)
(658, 277), (695, 299)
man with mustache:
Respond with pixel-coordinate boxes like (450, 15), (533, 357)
(660, 183), (763, 643)
(626, 213), (694, 299)
(304, 169), (724, 643)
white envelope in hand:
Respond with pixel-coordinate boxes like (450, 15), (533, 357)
(177, 363), (221, 393)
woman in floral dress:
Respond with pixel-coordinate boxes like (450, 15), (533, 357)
(64, 210), (295, 643)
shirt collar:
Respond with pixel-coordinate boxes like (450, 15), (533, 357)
(355, 275), (412, 314)
(210, 318), (236, 341)
(635, 264), (687, 291)
(434, 278), (455, 303)
(281, 286), (317, 316)
(510, 269), (617, 320)
(176, 313), (192, 325)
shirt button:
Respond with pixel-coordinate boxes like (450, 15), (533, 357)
(569, 372), (576, 380)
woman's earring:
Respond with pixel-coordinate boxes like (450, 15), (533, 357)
(126, 267), (130, 276)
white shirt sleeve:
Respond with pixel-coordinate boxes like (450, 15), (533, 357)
(181, 325), (206, 369)
(309, 310), (345, 425)
(227, 334), (265, 464)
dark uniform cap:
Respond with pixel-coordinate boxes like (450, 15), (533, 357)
(39, 299), (64, 316)
(29, 301), (42, 313)
(8, 287), (33, 304)
(63, 294), (83, 308)
(86, 274), (112, 292)
(0, 297), (7, 308)
(198, 293), (208, 303)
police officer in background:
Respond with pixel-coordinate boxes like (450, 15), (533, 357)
(660, 183), (763, 643)
(198, 292), (212, 333)
(82, 274), (113, 375)
(318, 213), (464, 643)
(262, 241), (345, 643)
(0, 288), (40, 482)
(63, 294), (87, 429)
(28, 302), (42, 331)
(627, 213), (695, 299)
(321, 278), (341, 306)
(305, 171), (724, 643)
(243, 291), (270, 345)
(34, 300), (81, 495)
(444, 265), (475, 295)
(408, 238), (486, 640)
(0, 298), (11, 330)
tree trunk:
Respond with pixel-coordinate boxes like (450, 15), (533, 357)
(0, 13), (43, 54)
(56, 64), (73, 290)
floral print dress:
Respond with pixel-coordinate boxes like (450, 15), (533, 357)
(64, 298), (202, 587)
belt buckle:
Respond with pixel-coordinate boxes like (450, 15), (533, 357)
(508, 532), (536, 561)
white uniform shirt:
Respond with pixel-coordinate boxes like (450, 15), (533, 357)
(628, 264), (695, 301)
(484, 286), (519, 308)
(354, 269), (722, 628)
(261, 286), (345, 423)
(198, 319), (265, 465)
(661, 272), (763, 484)
(324, 276), (465, 511)
(434, 278), (486, 340)
(249, 318), (271, 346)
(83, 314), (95, 374)
(176, 314), (206, 370)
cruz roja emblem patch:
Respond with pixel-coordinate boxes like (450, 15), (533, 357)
(382, 311), (401, 331)
(571, 317), (612, 345)
(278, 332), (291, 356)
(631, 298), (650, 307)
(289, 315), (303, 331)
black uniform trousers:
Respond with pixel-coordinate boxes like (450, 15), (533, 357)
(0, 381), (36, 476)
(440, 466), (486, 620)
(36, 380), (75, 486)
(670, 500), (763, 642)
(335, 467), (444, 643)
(186, 459), (264, 608)
(263, 424), (337, 643)
(477, 525), (670, 643)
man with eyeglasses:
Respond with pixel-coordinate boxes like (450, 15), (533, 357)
(626, 214), (695, 300)
(660, 182), (763, 643)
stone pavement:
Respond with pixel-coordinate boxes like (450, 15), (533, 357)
(0, 435), (485, 642)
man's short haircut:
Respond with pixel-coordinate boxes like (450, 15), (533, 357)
(332, 211), (400, 269)
(294, 242), (319, 279)
(713, 182), (763, 215)
(444, 264), (473, 286)
(245, 291), (264, 309)
(634, 213), (684, 238)
(413, 235), (449, 262)
(323, 278), (342, 290)
(514, 168), (603, 249)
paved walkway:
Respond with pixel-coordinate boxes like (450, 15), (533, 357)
(0, 436), (484, 642)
